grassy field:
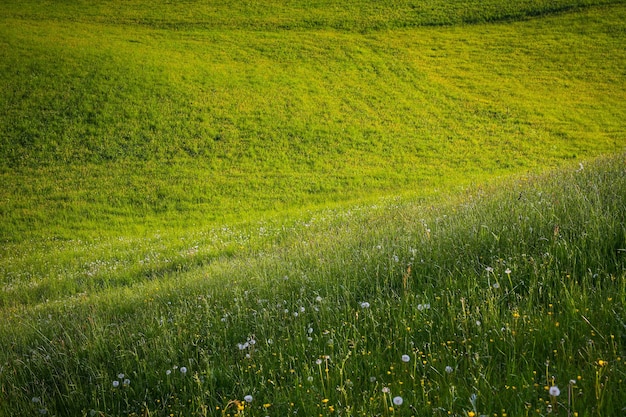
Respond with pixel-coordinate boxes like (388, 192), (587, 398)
(1, 0), (626, 416)
(1, 155), (624, 416)
(1, 0), (625, 241)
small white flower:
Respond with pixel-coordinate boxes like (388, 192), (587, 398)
(293, 311), (299, 317)
(117, 373), (125, 379)
(486, 266), (494, 273)
(476, 320), (481, 327)
(123, 379), (130, 386)
(393, 396), (403, 405)
(382, 387), (390, 393)
(112, 380), (120, 388)
(244, 395), (253, 403)
(307, 376), (314, 382)
(166, 369), (172, 375)
(316, 359), (323, 365)
(549, 386), (560, 396)
(360, 302), (370, 308)
(392, 255), (399, 262)
(370, 376), (377, 382)
(32, 397), (41, 403)
(315, 296), (323, 302)
(569, 379), (577, 385)
(300, 306), (305, 313)
(505, 268), (511, 275)
(493, 282), (500, 289)
(308, 327), (314, 334)
(401, 354), (410, 363)
(180, 367), (187, 375)
(445, 366), (453, 373)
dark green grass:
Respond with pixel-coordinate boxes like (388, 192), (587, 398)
(1, 2), (625, 242)
(0, 155), (624, 416)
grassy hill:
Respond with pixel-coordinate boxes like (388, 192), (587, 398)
(1, 0), (625, 415)
(1, 0), (625, 241)
(1, 154), (624, 416)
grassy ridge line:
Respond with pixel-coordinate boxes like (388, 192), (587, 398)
(1, 4), (625, 242)
(0, 155), (624, 416)
(1, 0), (623, 30)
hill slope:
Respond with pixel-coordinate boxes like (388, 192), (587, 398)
(0, 154), (624, 416)
(1, 1), (625, 241)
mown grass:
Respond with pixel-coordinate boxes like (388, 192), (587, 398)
(1, 1), (625, 242)
(1, 155), (624, 416)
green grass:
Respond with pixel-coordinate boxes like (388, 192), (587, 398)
(1, 0), (625, 241)
(1, 0), (626, 415)
(1, 154), (624, 416)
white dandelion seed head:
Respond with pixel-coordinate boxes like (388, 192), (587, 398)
(360, 302), (370, 309)
(393, 396), (403, 406)
(476, 320), (482, 326)
(308, 327), (314, 334)
(401, 354), (410, 363)
(244, 395), (253, 403)
(549, 386), (560, 396)
(370, 376), (377, 382)
(31, 397), (41, 403)
(117, 373), (124, 379)
(316, 359), (323, 365)
(315, 296), (323, 302)
(493, 282), (500, 289)
(382, 387), (390, 394)
(569, 379), (577, 385)
(123, 379), (130, 386)
(112, 380), (120, 388)
(180, 367), (187, 375)
(445, 366), (453, 373)
(166, 369), (172, 375)
(505, 268), (511, 274)
(300, 306), (305, 313)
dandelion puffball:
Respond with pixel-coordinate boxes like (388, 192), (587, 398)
(393, 396), (403, 405)
(244, 395), (253, 403)
(401, 354), (410, 362)
(549, 386), (560, 396)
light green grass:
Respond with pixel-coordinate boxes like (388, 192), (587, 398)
(1, 1), (625, 242)
(1, 1), (626, 415)
(1, 155), (624, 416)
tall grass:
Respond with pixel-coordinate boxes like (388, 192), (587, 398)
(1, 155), (624, 416)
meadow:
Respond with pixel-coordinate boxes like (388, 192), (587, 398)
(1, 0), (625, 242)
(1, 0), (625, 416)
